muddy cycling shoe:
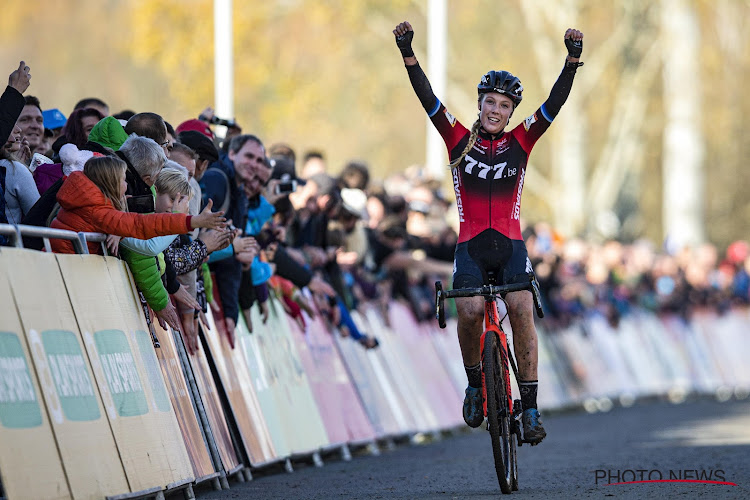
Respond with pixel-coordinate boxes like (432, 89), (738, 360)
(522, 408), (547, 445)
(463, 386), (484, 428)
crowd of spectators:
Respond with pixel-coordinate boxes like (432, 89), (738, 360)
(2, 60), (749, 355)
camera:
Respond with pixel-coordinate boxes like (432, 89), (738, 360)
(198, 113), (237, 128)
(275, 180), (297, 195)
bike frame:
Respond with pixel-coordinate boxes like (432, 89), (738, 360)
(480, 298), (514, 422)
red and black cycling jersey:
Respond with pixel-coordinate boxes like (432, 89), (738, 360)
(405, 62), (578, 244)
(431, 103), (550, 242)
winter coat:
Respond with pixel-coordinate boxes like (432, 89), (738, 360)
(50, 171), (192, 254)
(0, 86), (24, 146)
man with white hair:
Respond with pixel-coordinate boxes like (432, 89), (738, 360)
(117, 134), (167, 211)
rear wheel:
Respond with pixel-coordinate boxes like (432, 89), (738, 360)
(483, 331), (513, 494)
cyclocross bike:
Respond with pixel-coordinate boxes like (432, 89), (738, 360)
(435, 272), (544, 494)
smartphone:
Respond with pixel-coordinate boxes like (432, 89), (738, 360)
(127, 194), (156, 213)
(275, 180), (297, 195)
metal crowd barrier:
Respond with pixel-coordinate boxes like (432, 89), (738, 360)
(0, 223), (107, 254)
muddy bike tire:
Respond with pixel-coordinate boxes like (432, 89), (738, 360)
(483, 331), (514, 494)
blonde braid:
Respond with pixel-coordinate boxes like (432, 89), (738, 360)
(448, 118), (481, 170)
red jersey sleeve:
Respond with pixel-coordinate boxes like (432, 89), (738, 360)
(512, 104), (554, 154)
(429, 100), (469, 157)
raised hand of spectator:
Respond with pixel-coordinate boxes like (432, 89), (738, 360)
(308, 275), (336, 298)
(198, 228), (232, 253)
(17, 138), (31, 165)
(105, 235), (122, 256)
(172, 284), (200, 311)
(180, 312), (200, 355)
(191, 199), (227, 229)
(8, 61), (31, 94)
(304, 246), (330, 268)
(233, 235), (257, 253)
(154, 301), (181, 331)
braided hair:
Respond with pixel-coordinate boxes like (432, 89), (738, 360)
(448, 118), (480, 170)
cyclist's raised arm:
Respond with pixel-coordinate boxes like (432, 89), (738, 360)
(540, 28), (584, 121)
(394, 21), (439, 116)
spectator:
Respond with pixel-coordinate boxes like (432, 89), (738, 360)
(73, 97), (109, 117)
(201, 134), (265, 341)
(301, 150), (327, 178)
(51, 107), (105, 153)
(14, 95), (44, 160)
(1, 149), (39, 225)
(338, 160), (370, 190)
(1, 61), (31, 147)
(114, 109), (136, 122)
(125, 112), (170, 158)
(117, 134), (166, 204)
(41, 108), (66, 153)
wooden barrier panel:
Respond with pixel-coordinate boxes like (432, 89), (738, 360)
(357, 306), (437, 433)
(387, 302), (462, 429)
(0, 252), (70, 500)
(201, 312), (278, 466)
(106, 258), (195, 482)
(57, 254), (194, 493)
(285, 300), (376, 445)
(2, 248), (129, 499)
(252, 298), (330, 454)
(151, 321), (215, 479)
(182, 325), (241, 473)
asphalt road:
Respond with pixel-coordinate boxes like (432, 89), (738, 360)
(196, 398), (750, 499)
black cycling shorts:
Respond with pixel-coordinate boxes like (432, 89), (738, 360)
(452, 229), (533, 289)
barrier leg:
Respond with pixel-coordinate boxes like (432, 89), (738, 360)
(340, 444), (352, 462)
(285, 458), (294, 473)
(367, 442), (381, 456)
(219, 473), (229, 490)
(242, 468), (253, 482)
(183, 484), (196, 500)
(312, 451), (324, 468)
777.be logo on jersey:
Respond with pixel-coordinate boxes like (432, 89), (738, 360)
(464, 156), (518, 180)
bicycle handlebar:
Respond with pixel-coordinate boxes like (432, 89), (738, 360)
(435, 275), (545, 329)
(442, 281), (534, 298)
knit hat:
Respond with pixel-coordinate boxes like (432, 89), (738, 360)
(177, 130), (219, 163)
(88, 116), (128, 151)
(59, 143), (100, 176)
(176, 119), (215, 140)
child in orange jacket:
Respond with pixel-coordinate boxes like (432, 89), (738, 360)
(50, 156), (225, 253)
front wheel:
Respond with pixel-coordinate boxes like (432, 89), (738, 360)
(483, 331), (513, 494)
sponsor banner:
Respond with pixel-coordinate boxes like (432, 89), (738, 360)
(384, 302), (460, 430)
(0, 253), (70, 500)
(201, 311), (277, 466)
(415, 321), (463, 428)
(247, 298), (329, 454)
(354, 308), (423, 434)
(2, 248), (128, 499)
(285, 295), (376, 445)
(332, 325), (400, 438)
(233, 312), (292, 458)
(57, 254), (194, 492)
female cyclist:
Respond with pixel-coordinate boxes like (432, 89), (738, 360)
(393, 20), (584, 444)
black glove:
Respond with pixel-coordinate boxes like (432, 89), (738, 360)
(565, 37), (583, 58)
(395, 30), (415, 58)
